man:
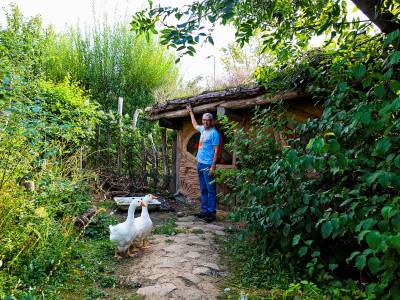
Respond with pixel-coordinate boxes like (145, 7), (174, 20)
(187, 106), (219, 223)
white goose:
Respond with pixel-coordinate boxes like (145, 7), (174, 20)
(134, 194), (157, 249)
(109, 198), (143, 258)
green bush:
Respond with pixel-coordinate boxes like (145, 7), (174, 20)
(42, 20), (179, 113)
(218, 32), (400, 298)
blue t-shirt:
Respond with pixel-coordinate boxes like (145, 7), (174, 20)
(196, 125), (220, 165)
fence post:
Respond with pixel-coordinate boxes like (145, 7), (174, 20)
(141, 138), (148, 188)
(117, 97), (123, 174)
(107, 110), (113, 168)
(160, 128), (169, 190)
(148, 133), (158, 191)
(171, 131), (177, 193)
(132, 108), (142, 134)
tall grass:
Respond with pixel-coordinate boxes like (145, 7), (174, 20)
(43, 20), (179, 112)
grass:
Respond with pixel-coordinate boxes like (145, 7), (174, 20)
(152, 216), (186, 236)
(215, 231), (326, 300)
(191, 228), (205, 234)
(41, 211), (144, 300)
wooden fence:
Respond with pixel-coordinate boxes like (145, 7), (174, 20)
(84, 97), (176, 195)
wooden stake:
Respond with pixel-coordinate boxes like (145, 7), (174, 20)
(132, 108), (142, 134)
(148, 133), (158, 190)
(160, 128), (169, 190)
(117, 97), (123, 174)
(171, 131), (177, 193)
(141, 138), (148, 187)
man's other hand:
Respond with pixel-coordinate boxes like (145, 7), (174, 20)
(186, 105), (193, 114)
(209, 165), (216, 176)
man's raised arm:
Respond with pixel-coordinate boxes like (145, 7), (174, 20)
(186, 105), (199, 130)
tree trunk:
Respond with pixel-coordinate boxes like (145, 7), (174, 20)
(351, 0), (400, 34)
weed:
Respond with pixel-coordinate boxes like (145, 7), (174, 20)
(84, 287), (109, 299)
(152, 216), (185, 236)
(191, 228), (205, 234)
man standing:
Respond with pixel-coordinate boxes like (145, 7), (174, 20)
(187, 106), (219, 223)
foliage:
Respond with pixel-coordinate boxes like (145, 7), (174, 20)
(43, 20), (179, 113)
(217, 32), (400, 297)
(152, 216), (184, 235)
(131, 0), (399, 60)
(0, 7), (100, 297)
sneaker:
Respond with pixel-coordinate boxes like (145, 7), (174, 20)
(204, 214), (216, 223)
(193, 212), (207, 219)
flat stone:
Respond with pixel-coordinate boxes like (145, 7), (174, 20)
(200, 262), (220, 271)
(176, 211), (185, 217)
(157, 257), (188, 268)
(192, 267), (210, 275)
(163, 244), (186, 253)
(176, 221), (194, 227)
(184, 251), (201, 259)
(178, 272), (202, 285)
(190, 226), (206, 232)
(178, 216), (196, 222)
(214, 230), (226, 236)
(204, 224), (225, 231)
(158, 261), (179, 268)
(148, 273), (164, 281)
(187, 241), (209, 247)
(137, 283), (176, 298)
(175, 286), (205, 300)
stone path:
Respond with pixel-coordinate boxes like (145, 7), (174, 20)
(119, 216), (227, 300)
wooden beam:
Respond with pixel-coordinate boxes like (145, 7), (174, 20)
(148, 90), (307, 120)
(220, 90), (307, 110)
(149, 101), (225, 120)
(159, 118), (182, 130)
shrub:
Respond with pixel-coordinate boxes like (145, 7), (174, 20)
(218, 34), (400, 298)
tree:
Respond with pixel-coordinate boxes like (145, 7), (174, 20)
(131, 0), (399, 58)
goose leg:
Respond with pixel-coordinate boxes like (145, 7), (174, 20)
(127, 248), (139, 257)
(127, 243), (139, 257)
(141, 239), (150, 249)
(114, 249), (124, 259)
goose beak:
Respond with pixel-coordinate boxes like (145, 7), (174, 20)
(150, 194), (157, 200)
(140, 201), (147, 207)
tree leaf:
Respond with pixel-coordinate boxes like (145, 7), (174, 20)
(390, 235), (400, 253)
(381, 206), (395, 220)
(283, 224), (290, 237)
(298, 246), (308, 257)
(390, 51), (400, 65)
(375, 138), (392, 155)
(374, 84), (386, 99)
(321, 221), (333, 239)
(355, 254), (366, 271)
(368, 257), (381, 275)
(350, 64), (366, 80)
(292, 234), (301, 246)
(395, 155), (400, 168)
(366, 231), (382, 250)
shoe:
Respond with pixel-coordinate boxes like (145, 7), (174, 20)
(204, 214), (216, 223)
(193, 212), (207, 219)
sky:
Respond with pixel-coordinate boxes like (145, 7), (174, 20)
(0, 0), (370, 85)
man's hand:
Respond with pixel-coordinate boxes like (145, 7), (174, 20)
(186, 105), (193, 114)
(209, 164), (216, 176)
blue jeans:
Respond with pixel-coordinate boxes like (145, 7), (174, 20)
(197, 162), (217, 214)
